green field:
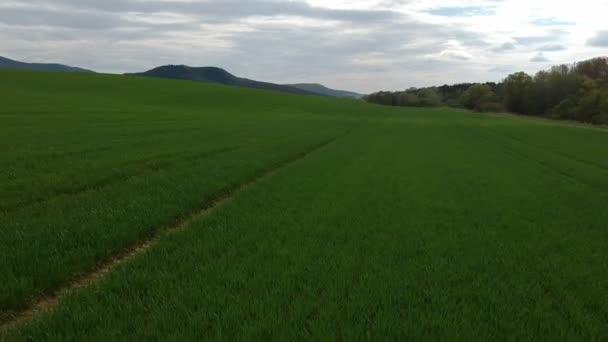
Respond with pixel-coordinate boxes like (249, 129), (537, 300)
(1, 70), (608, 339)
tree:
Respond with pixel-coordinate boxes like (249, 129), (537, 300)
(416, 88), (442, 107)
(398, 92), (420, 107)
(503, 72), (534, 114)
(459, 84), (500, 111)
(363, 56), (608, 125)
(365, 91), (395, 106)
(575, 57), (608, 82)
(552, 79), (608, 124)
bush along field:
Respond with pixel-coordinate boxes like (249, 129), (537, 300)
(1, 70), (608, 339)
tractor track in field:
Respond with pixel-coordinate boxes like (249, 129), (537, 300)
(483, 128), (608, 195)
(0, 133), (345, 334)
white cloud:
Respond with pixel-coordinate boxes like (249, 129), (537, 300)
(426, 40), (473, 61)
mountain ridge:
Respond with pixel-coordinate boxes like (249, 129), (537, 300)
(0, 56), (94, 73)
(1, 57), (363, 98)
(284, 83), (363, 99)
(129, 65), (362, 98)
(127, 65), (321, 96)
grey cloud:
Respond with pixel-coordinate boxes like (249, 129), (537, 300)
(441, 52), (471, 60)
(490, 42), (515, 52)
(514, 36), (549, 45)
(198, 15), (486, 88)
(0, 6), (124, 30)
(489, 65), (515, 73)
(530, 52), (549, 62)
(19, 0), (399, 24)
(538, 44), (566, 51)
(588, 30), (608, 47)
(0, 0), (489, 92)
(0, 1), (406, 46)
(514, 29), (567, 46)
(0, 5), (201, 37)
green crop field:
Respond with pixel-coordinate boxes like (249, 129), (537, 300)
(1, 70), (608, 339)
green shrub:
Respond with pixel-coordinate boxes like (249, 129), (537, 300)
(476, 101), (505, 113)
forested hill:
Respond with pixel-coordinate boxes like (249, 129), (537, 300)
(128, 65), (322, 96)
(366, 57), (608, 125)
(0, 56), (94, 73)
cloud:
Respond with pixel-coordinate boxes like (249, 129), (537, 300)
(426, 40), (473, 61)
(490, 42), (516, 53)
(0, 6), (125, 30)
(538, 44), (566, 51)
(513, 30), (568, 46)
(489, 65), (516, 74)
(0, 0), (605, 92)
(0, 0), (488, 90)
(440, 51), (472, 60)
(514, 36), (550, 46)
(530, 52), (549, 62)
(12, 0), (400, 24)
(531, 18), (575, 26)
(425, 6), (495, 17)
(588, 30), (608, 47)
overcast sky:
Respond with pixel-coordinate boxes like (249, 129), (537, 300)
(1, 0), (608, 93)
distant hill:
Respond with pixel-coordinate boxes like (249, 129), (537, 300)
(0, 56), (94, 73)
(128, 65), (321, 96)
(285, 83), (364, 99)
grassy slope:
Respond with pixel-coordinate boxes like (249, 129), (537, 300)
(2, 71), (608, 339)
(0, 71), (363, 317)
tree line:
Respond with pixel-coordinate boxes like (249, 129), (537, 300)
(365, 57), (608, 125)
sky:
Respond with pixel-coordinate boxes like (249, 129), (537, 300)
(1, 0), (608, 93)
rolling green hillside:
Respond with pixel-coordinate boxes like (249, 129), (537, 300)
(1, 70), (608, 339)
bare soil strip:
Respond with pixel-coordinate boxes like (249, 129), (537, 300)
(0, 135), (341, 333)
